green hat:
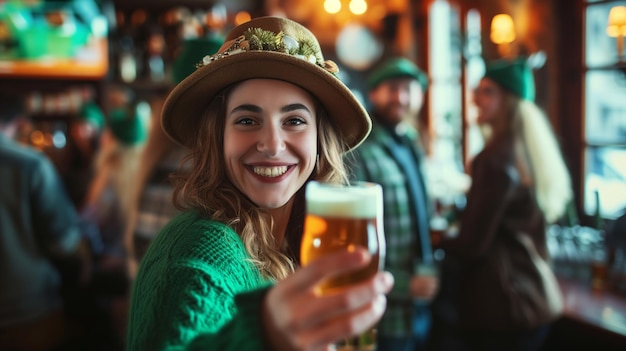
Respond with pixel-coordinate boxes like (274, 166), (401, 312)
(162, 16), (371, 151)
(366, 57), (429, 91)
(108, 106), (147, 146)
(484, 58), (535, 101)
(79, 102), (105, 130)
(172, 36), (224, 84)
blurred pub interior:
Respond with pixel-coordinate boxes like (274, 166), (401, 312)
(0, 0), (625, 350)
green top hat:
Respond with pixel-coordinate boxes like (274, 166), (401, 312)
(484, 57), (535, 101)
(172, 35), (224, 84)
(366, 57), (429, 91)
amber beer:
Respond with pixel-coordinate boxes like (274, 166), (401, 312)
(301, 181), (385, 351)
(301, 181), (385, 292)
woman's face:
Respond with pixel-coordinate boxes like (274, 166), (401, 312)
(224, 79), (318, 209)
(473, 78), (504, 126)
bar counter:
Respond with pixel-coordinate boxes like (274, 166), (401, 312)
(558, 277), (626, 337)
(542, 278), (626, 350)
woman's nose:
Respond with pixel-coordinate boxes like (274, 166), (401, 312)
(257, 126), (286, 156)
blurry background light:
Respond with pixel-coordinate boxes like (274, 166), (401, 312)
(607, 6), (626, 37)
(607, 6), (626, 60)
(324, 0), (342, 14)
(349, 0), (368, 16)
(490, 14), (516, 44)
(234, 11), (251, 26)
(490, 14), (516, 57)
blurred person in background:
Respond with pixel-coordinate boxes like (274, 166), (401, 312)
(441, 58), (572, 351)
(64, 86), (106, 211)
(0, 95), (90, 351)
(84, 87), (149, 267)
(348, 57), (438, 351)
(123, 35), (224, 279)
(80, 90), (149, 349)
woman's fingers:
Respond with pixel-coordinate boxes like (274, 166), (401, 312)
(263, 249), (394, 351)
(300, 271), (393, 328)
(294, 293), (388, 349)
(282, 247), (373, 294)
(267, 249), (380, 331)
(267, 270), (393, 346)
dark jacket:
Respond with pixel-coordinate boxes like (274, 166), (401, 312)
(442, 135), (560, 330)
(0, 135), (82, 328)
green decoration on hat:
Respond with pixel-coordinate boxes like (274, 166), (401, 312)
(366, 57), (429, 91)
(172, 35), (224, 84)
(108, 107), (147, 146)
(484, 57), (535, 101)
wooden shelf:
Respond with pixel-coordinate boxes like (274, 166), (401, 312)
(0, 38), (108, 80)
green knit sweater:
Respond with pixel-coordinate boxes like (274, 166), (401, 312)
(126, 211), (273, 350)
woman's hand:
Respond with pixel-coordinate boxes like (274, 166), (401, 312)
(263, 248), (394, 351)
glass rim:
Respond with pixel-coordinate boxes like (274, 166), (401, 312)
(307, 180), (382, 188)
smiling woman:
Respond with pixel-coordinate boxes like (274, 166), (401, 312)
(223, 79), (318, 210)
(126, 16), (393, 351)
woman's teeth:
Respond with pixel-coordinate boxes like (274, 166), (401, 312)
(253, 166), (288, 177)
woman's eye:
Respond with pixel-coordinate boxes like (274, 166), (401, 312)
(235, 117), (256, 125)
(285, 117), (307, 126)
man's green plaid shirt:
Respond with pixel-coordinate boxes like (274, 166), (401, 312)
(347, 121), (433, 337)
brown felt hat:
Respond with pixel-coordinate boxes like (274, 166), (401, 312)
(161, 16), (371, 151)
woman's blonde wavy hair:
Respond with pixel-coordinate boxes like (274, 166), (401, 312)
(170, 83), (349, 281)
(491, 91), (573, 224)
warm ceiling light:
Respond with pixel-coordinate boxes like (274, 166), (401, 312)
(234, 11), (251, 26)
(607, 6), (626, 60)
(490, 14), (516, 44)
(324, 0), (341, 14)
(349, 0), (367, 15)
(607, 6), (626, 37)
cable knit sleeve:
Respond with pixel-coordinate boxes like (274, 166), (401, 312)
(127, 211), (273, 351)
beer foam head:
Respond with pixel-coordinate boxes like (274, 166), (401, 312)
(306, 181), (382, 218)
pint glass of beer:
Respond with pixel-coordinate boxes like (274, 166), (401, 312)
(300, 180), (385, 351)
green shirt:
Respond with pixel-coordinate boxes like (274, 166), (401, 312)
(126, 211), (273, 350)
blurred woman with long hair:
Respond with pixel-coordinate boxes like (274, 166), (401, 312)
(442, 58), (572, 351)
